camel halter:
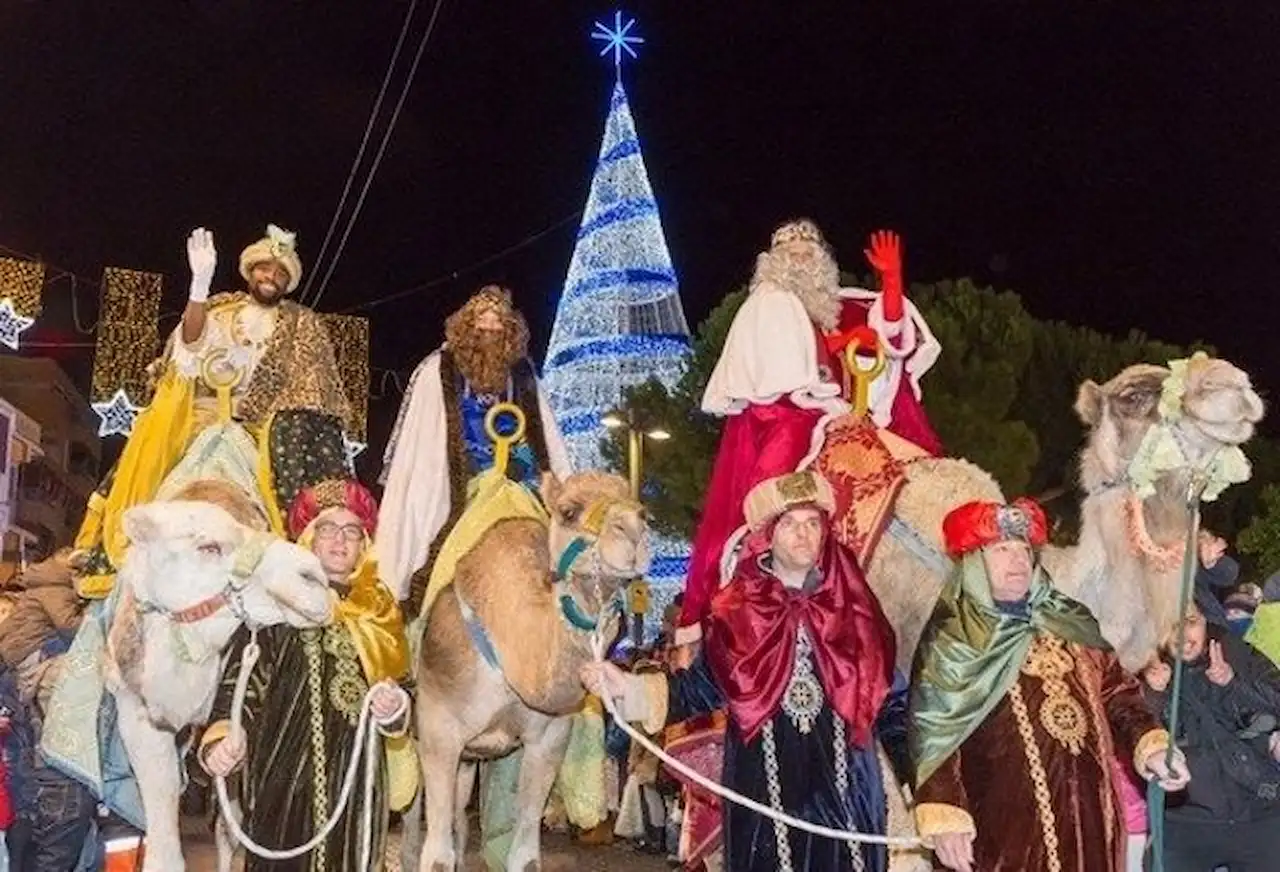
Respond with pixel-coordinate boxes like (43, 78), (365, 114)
(553, 495), (642, 632)
(133, 532), (273, 627)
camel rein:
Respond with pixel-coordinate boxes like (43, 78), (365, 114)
(585, 626), (925, 850)
(212, 625), (382, 869)
(1145, 478), (1206, 872)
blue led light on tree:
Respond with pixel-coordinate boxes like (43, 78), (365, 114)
(542, 12), (691, 640)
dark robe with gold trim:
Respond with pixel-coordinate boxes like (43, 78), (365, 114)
(913, 635), (1162, 872)
(207, 623), (404, 872)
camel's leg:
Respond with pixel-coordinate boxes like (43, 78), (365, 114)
(399, 788), (423, 872)
(505, 715), (573, 872)
(455, 760), (478, 861)
(417, 710), (464, 871)
(113, 689), (185, 872)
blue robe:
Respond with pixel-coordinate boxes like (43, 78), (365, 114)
(668, 653), (908, 872)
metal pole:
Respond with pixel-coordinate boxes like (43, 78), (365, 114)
(628, 427), (642, 501)
(628, 425), (646, 647)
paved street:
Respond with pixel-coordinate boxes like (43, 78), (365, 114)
(182, 816), (672, 871)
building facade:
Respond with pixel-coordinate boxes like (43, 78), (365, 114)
(0, 358), (101, 577)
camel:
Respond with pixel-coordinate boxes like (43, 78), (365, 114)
(865, 355), (1263, 673)
(104, 498), (334, 872)
(414, 471), (651, 872)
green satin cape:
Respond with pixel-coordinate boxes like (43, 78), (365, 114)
(910, 553), (1110, 787)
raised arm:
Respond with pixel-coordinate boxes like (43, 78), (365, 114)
(181, 228), (217, 346)
(864, 230), (905, 324)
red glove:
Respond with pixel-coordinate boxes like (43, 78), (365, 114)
(822, 325), (880, 356)
(864, 230), (904, 323)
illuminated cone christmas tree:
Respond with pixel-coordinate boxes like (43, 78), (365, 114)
(542, 15), (691, 634)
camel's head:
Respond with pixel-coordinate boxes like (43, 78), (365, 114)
(540, 471), (651, 588)
(121, 500), (333, 630)
(1075, 356), (1264, 498)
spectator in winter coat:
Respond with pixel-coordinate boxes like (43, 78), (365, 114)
(0, 551), (83, 705)
(1144, 605), (1280, 871)
(1223, 588), (1260, 638)
(1194, 530), (1239, 628)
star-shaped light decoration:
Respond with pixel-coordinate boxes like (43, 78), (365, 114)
(343, 433), (367, 472)
(91, 388), (142, 438)
(0, 297), (35, 351)
(591, 10), (644, 71)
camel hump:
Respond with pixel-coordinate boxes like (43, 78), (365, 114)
(895, 457), (1003, 542)
(455, 517), (553, 601)
(166, 478), (268, 531)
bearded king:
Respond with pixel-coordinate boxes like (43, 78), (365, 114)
(73, 225), (357, 594)
(376, 284), (572, 622)
(677, 219), (942, 644)
(42, 225), (357, 833)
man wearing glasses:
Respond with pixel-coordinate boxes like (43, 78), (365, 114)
(200, 478), (416, 872)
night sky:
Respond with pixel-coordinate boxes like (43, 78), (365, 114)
(3, 3), (1278, 463)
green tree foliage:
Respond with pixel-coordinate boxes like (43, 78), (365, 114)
(1238, 484), (1280, 579)
(909, 279), (1039, 495)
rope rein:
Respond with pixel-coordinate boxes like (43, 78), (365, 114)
(585, 626), (926, 849)
(212, 627), (382, 868)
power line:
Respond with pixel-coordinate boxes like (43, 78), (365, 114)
(300, 0), (422, 304)
(337, 208), (581, 315)
(308, 0), (450, 309)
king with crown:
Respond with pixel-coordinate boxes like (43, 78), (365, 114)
(677, 219), (942, 646)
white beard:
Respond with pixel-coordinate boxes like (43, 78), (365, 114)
(749, 250), (842, 332)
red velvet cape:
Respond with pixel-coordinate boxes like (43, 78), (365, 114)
(704, 535), (896, 747)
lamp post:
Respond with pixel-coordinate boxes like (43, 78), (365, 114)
(602, 410), (670, 647)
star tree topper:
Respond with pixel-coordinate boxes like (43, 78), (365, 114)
(0, 297), (35, 351)
(92, 388), (142, 437)
(592, 10), (644, 71)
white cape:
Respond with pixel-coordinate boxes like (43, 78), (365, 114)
(700, 284), (941, 429)
(374, 348), (572, 601)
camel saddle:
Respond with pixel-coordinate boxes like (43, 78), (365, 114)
(812, 414), (931, 567)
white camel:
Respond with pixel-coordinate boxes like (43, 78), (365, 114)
(104, 499), (334, 872)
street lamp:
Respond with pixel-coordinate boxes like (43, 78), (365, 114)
(601, 412), (670, 500)
(602, 409), (672, 647)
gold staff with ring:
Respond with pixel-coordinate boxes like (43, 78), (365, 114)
(200, 349), (245, 424)
(484, 401), (527, 478)
(842, 334), (888, 419)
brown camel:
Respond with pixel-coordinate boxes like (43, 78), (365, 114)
(865, 355), (1263, 673)
(414, 471), (650, 872)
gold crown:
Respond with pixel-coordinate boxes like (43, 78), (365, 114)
(771, 219), (825, 249)
(474, 284), (513, 306)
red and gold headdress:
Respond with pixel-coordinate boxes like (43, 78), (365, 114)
(942, 498), (1048, 558)
(287, 478), (378, 540)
